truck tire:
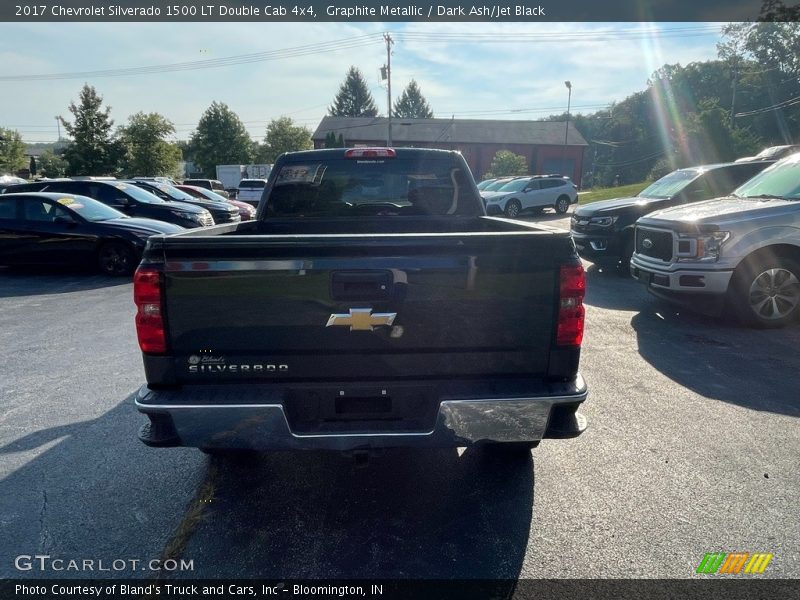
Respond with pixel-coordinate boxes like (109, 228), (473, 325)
(504, 199), (522, 218)
(555, 195), (571, 214)
(731, 256), (800, 328)
(97, 242), (136, 276)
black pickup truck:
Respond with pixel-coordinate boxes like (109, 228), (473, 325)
(134, 148), (588, 456)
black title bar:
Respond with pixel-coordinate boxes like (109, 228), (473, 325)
(1, 0), (786, 22)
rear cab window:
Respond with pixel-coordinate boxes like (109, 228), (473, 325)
(265, 152), (481, 218)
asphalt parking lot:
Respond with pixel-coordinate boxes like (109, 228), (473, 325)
(1, 212), (798, 580)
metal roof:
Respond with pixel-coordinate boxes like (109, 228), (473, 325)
(313, 116), (589, 146)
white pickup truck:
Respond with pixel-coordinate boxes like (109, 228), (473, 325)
(630, 152), (800, 328)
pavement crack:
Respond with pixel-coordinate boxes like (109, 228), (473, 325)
(39, 489), (52, 554)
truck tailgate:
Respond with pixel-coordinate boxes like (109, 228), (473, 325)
(156, 232), (567, 384)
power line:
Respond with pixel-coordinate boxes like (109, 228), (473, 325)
(735, 94), (800, 117)
(0, 34), (383, 82)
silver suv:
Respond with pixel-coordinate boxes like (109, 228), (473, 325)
(631, 152), (800, 327)
(483, 174), (578, 218)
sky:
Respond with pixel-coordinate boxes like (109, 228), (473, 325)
(0, 22), (728, 144)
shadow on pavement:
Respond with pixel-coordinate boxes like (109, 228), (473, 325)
(179, 447), (535, 579)
(581, 263), (656, 312)
(0, 396), (204, 579)
(631, 307), (800, 416)
(0, 267), (130, 298)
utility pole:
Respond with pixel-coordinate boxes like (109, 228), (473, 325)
(730, 56), (739, 129)
(384, 32), (394, 146)
(564, 80), (572, 176)
(55, 116), (61, 142)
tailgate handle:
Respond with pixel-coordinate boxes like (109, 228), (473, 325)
(331, 271), (393, 301)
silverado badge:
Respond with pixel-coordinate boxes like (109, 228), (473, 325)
(326, 309), (397, 332)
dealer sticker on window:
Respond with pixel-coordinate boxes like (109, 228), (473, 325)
(275, 164), (326, 186)
(56, 197), (75, 205)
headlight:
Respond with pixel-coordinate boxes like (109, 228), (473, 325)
(588, 216), (618, 227)
(676, 231), (731, 263)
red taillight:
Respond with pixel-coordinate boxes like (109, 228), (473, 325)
(344, 147), (397, 159)
(557, 264), (586, 346)
(134, 267), (166, 354)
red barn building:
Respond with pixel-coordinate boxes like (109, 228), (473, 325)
(313, 116), (588, 187)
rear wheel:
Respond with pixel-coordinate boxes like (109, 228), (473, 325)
(97, 242), (136, 276)
(731, 257), (800, 328)
(504, 199), (522, 218)
(555, 195), (571, 214)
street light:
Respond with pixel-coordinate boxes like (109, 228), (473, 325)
(563, 81), (572, 176)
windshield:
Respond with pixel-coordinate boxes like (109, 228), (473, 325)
(115, 183), (166, 204)
(476, 180), (494, 190)
(149, 182), (196, 201)
(638, 169), (699, 199)
(483, 178), (514, 191)
(732, 157), (800, 200)
(496, 178), (530, 193)
(239, 180), (266, 189)
(199, 189), (230, 203)
(55, 195), (126, 222)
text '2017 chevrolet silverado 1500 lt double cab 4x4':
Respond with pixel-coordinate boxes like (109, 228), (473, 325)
(133, 148), (588, 456)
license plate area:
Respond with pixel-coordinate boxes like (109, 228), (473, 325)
(285, 384), (439, 434)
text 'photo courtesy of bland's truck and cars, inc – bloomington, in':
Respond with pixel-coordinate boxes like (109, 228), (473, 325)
(0, 1), (798, 599)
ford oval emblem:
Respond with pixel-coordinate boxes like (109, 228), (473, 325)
(642, 238), (654, 249)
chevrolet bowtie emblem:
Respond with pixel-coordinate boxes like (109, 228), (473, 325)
(326, 308), (397, 331)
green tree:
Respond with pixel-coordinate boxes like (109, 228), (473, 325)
(0, 127), (26, 173)
(483, 150), (528, 179)
(59, 84), (118, 175)
(393, 80), (433, 118)
(189, 102), (253, 177)
(328, 66), (379, 117)
(323, 132), (346, 148)
(37, 149), (68, 178)
(117, 112), (181, 177)
(257, 117), (313, 163)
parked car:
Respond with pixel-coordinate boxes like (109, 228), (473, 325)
(126, 180), (240, 224)
(735, 144), (800, 163)
(236, 178), (267, 207)
(175, 185), (256, 220)
(182, 179), (229, 198)
(483, 174), (578, 217)
(0, 192), (183, 275)
(476, 178), (497, 191)
(630, 152), (800, 327)
(571, 161), (773, 268)
(0, 174), (26, 193)
(2, 180), (214, 228)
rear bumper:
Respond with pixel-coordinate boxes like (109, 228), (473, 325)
(135, 376), (588, 451)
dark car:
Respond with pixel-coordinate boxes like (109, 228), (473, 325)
(182, 179), (229, 198)
(175, 185), (256, 221)
(127, 180), (240, 224)
(570, 161), (774, 268)
(0, 192), (183, 275)
(2, 180), (214, 228)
